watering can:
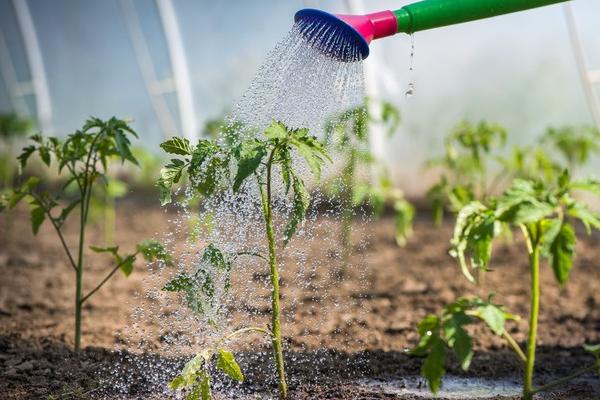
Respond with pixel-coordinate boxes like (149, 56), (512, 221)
(295, 0), (568, 61)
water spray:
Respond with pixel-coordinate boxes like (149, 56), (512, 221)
(295, 0), (568, 61)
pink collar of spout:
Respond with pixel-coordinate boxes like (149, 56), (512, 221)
(336, 10), (397, 44)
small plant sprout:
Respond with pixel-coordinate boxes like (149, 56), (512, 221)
(159, 120), (330, 399)
(413, 170), (600, 399)
(324, 102), (413, 273)
(0, 117), (172, 351)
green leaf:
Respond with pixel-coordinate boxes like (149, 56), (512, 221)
(56, 199), (80, 227)
(283, 173), (309, 245)
(168, 375), (187, 390)
(290, 129), (330, 180)
(216, 349), (244, 382)
(422, 336), (446, 394)
(201, 244), (231, 272)
(411, 315), (440, 356)
(30, 205), (45, 235)
(199, 371), (212, 400)
(443, 312), (473, 371)
(584, 343), (600, 357)
(163, 274), (193, 292)
(548, 222), (575, 286)
(137, 240), (173, 265)
(233, 139), (266, 192)
(263, 120), (288, 140)
(114, 130), (139, 165)
(119, 255), (135, 277)
(158, 158), (187, 205)
(89, 245), (119, 255)
(394, 199), (415, 246)
(17, 145), (36, 169)
(568, 201), (600, 234)
(181, 354), (205, 385)
(571, 177), (600, 196)
(471, 301), (509, 336)
(161, 137), (193, 155)
(39, 146), (51, 166)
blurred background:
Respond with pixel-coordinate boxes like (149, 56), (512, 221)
(0, 0), (598, 195)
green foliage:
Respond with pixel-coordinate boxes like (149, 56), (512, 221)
(450, 172), (600, 286)
(427, 122), (600, 225)
(412, 297), (516, 393)
(417, 169), (600, 396)
(323, 101), (414, 256)
(1, 117), (170, 351)
(168, 347), (244, 400)
(426, 120), (506, 224)
(160, 121), (328, 399)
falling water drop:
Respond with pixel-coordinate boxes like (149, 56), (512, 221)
(405, 34), (415, 97)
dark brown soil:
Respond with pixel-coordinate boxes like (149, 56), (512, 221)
(1, 198), (599, 399)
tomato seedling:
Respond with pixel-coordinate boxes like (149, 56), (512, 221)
(413, 170), (600, 399)
(0, 117), (172, 351)
(324, 102), (413, 273)
(158, 120), (330, 399)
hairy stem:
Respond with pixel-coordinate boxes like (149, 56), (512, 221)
(260, 150), (287, 399)
(523, 225), (541, 400)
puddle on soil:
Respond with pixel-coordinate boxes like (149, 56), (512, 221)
(358, 376), (522, 399)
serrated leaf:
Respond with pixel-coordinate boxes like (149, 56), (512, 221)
(216, 349), (244, 382)
(18, 145), (36, 169)
(422, 336), (446, 394)
(568, 201), (600, 234)
(263, 120), (288, 140)
(473, 302), (507, 336)
(57, 199), (80, 227)
(162, 274), (193, 292)
(283, 173), (309, 245)
(233, 139), (266, 192)
(443, 312), (473, 371)
(181, 354), (205, 386)
(161, 137), (193, 155)
(114, 130), (139, 165)
(168, 375), (187, 390)
(201, 244), (230, 272)
(158, 158), (187, 205)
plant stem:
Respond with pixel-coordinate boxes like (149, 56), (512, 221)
(260, 151), (288, 399)
(502, 330), (527, 363)
(531, 364), (597, 395)
(523, 226), (541, 400)
(80, 255), (135, 304)
(74, 191), (86, 352)
(339, 149), (355, 276)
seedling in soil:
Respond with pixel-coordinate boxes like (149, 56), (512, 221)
(0, 117), (172, 351)
(413, 170), (600, 399)
(159, 120), (330, 399)
(428, 122), (600, 225)
(324, 102), (413, 273)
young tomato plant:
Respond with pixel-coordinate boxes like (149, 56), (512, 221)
(413, 171), (600, 399)
(324, 102), (413, 273)
(158, 120), (330, 399)
(0, 117), (171, 351)
(426, 120), (507, 225)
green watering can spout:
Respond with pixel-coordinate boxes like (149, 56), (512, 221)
(294, 0), (568, 61)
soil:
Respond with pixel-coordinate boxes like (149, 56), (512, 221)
(1, 198), (600, 399)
